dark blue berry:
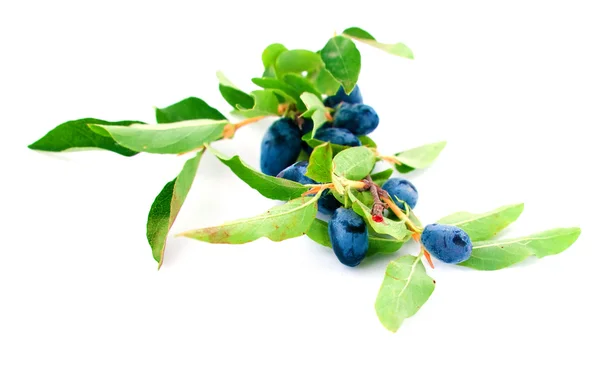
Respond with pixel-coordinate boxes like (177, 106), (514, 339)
(276, 161), (316, 185)
(317, 189), (342, 215)
(260, 118), (302, 176)
(328, 207), (369, 267)
(382, 178), (418, 211)
(333, 103), (379, 135)
(421, 224), (473, 264)
(314, 127), (361, 147)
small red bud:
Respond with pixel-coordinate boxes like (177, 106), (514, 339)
(372, 214), (384, 223)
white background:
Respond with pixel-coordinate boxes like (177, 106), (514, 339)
(1, 1), (598, 374)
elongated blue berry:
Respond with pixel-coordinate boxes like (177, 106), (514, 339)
(333, 103), (379, 135)
(260, 118), (302, 176)
(382, 178), (418, 211)
(328, 207), (368, 267)
(421, 224), (472, 264)
(314, 127), (361, 147)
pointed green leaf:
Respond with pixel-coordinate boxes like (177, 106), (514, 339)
(217, 71), (255, 109)
(300, 92), (329, 136)
(313, 68), (341, 96)
(367, 234), (407, 256)
(147, 151), (204, 268)
(349, 190), (411, 241)
(302, 133), (350, 155)
(375, 255), (435, 332)
(320, 36), (361, 94)
(28, 118), (143, 156)
(181, 195), (320, 244)
(394, 141), (447, 169)
(343, 27), (414, 59)
(306, 219), (406, 256)
(275, 49), (323, 76)
(251, 77), (302, 107)
(333, 146), (376, 180)
(282, 74), (322, 97)
(207, 145), (307, 200)
(306, 143), (333, 182)
(438, 203), (525, 241)
(233, 90), (280, 118)
(155, 97), (226, 123)
(88, 119), (228, 154)
(306, 218), (331, 247)
(371, 169), (394, 186)
(461, 227), (582, 271)
(357, 135), (377, 148)
(394, 164), (416, 174)
(262, 43), (287, 70)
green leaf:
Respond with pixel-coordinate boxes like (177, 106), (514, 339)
(320, 36), (361, 94)
(275, 49), (323, 76)
(438, 203), (525, 241)
(306, 218), (331, 248)
(181, 195), (320, 244)
(306, 219), (406, 257)
(282, 74), (322, 97)
(371, 169), (394, 185)
(333, 146), (376, 180)
(366, 227), (407, 256)
(28, 118), (143, 156)
(302, 133), (350, 155)
(207, 145), (307, 200)
(395, 164), (416, 174)
(306, 143), (333, 182)
(216, 71), (255, 109)
(313, 68), (341, 96)
(155, 97), (226, 123)
(233, 90), (280, 118)
(251, 77), (302, 107)
(300, 92), (329, 136)
(88, 119), (228, 154)
(262, 43), (287, 70)
(357, 135), (377, 148)
(349, 190), (412, 241)
(375, 255), (435, 332)
(147, 150), (203, 268)
(460, 227), (581, 271)
(343, 27), (414, 59)
(394, 141), (447, 169)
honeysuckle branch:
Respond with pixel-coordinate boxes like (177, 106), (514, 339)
(378, 193), (420, 233)
(412, 232), (434, 268)
(179, 116), (270, 156)
(302, 183), (335, 196)
(365, 175), (386, 221)
(371, 149), (402, 166)
(222, 116), (269, 138)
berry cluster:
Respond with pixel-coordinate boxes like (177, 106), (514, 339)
(28, 26), (580, 332)
(262, 85), (472, 267)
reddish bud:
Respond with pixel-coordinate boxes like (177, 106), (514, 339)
(372, 214), (384, 223)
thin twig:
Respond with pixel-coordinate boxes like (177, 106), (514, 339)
(365, 176), (386, 221)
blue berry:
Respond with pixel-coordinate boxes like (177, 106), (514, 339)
(276, 161), (316, 185)
(382, 178), (418, 211)
(314, 127), (361, 147)
(333, 103), (379, 135)
(317, 189), (342, 215)
(260, 118), (302, 176)
(421, 224), (473, 264)
(324, 86), (363, 108)
(328, 207), (369, 267)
